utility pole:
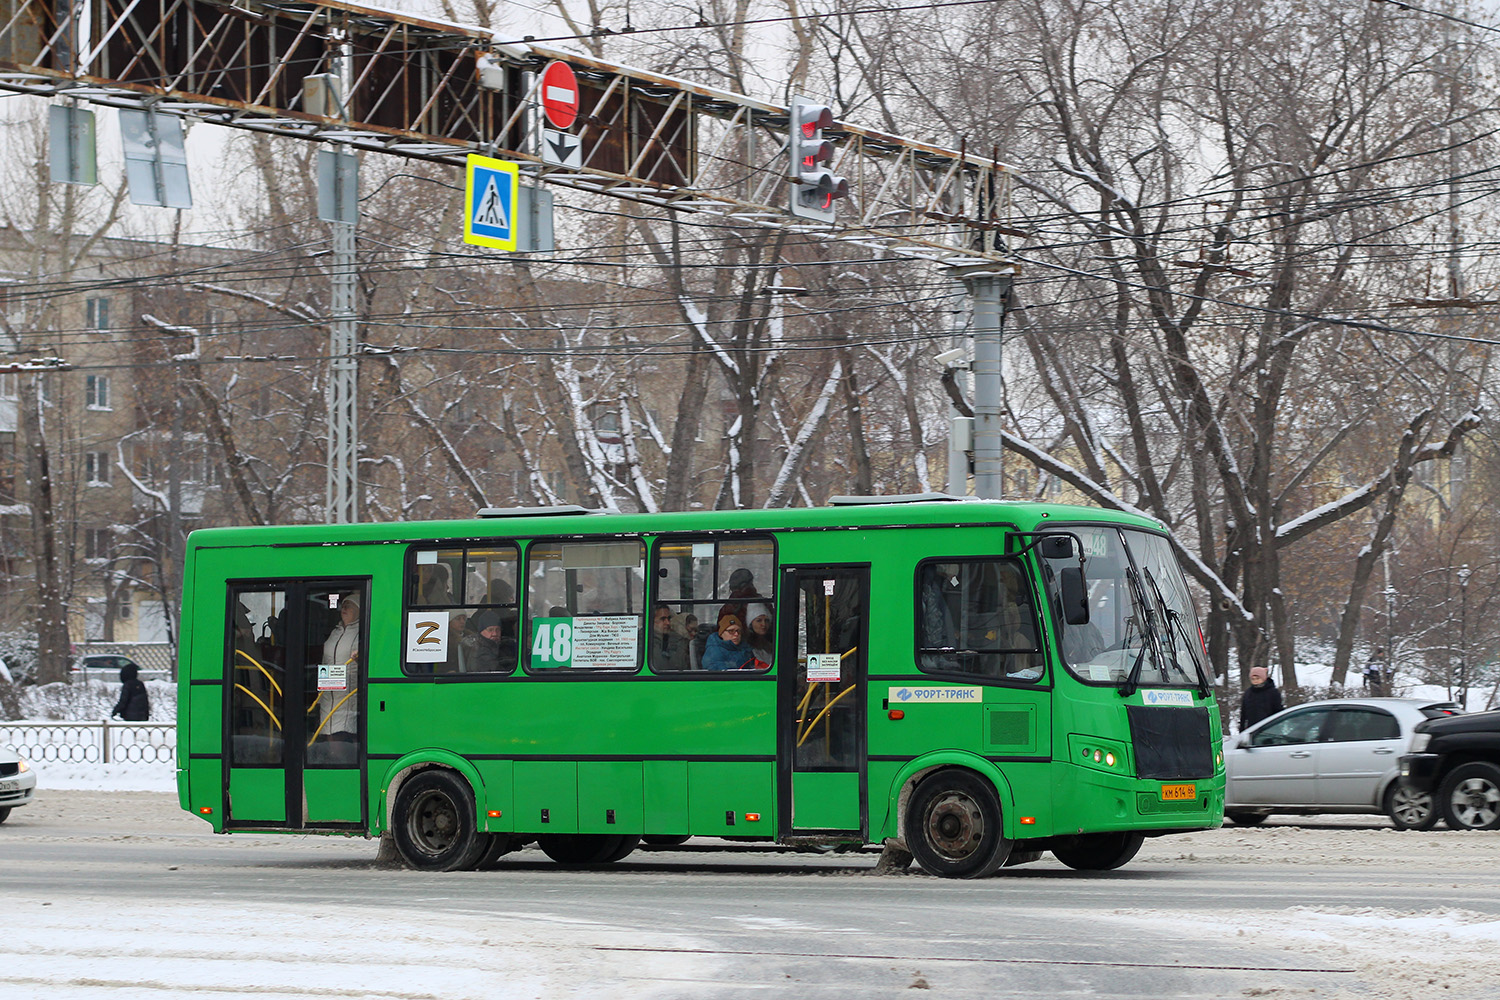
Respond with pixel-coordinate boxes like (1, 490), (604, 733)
(326, 175), (358, 524)
(319, 32), (359, 524)
(953, 269), (1014, 500)
(1458, 563), (1470, 709)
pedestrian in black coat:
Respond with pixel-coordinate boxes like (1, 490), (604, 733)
(1239, 665), (1282, 731)
(111, 663), (151, 721)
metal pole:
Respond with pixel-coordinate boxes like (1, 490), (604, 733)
(326, 184), (358, 524)
(962, 271), (1012, 500)
(1458, 564), (1470, 709)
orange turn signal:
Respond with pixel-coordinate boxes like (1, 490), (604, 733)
(1019, 816), (1036, 825)
(744, 812), (761, 822)
(199, 806), (213, 815)
(888, 709), (905, 720)
(487, 809), (502, 818)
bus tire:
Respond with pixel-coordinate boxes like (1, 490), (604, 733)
(537, 833), (635, 865)
(903, 770), (1011, 879)
(1052, 831), (1145, 871)
(391, 769), (488, 872)
(643, 835), (691, 846)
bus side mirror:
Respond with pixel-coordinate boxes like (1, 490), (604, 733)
(1041, 536), (1075, 560)
(1060, 567), (1089, 625)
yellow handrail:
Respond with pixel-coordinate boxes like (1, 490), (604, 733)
(307, 687), (359, 745)
(233, 649), (283, 697)
(232, 683), (282, 731)
(797, 682), (856, 747)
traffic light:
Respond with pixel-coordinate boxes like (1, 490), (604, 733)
(789, 96), (848, 222)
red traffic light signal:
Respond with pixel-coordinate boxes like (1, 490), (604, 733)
(789, 97), (847, 222)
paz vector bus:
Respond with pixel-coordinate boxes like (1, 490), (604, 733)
(175, 494), (1225, 877)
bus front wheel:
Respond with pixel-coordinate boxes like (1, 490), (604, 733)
(392, 770), (488, 872)
(1051, 831), (1144, 871)
(904, 770), (1011, 879)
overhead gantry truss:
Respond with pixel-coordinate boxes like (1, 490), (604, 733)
(0, 0), (1019, 266)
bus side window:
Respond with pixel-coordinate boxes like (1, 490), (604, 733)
(915, 559), (1044, 682)
(405, 544), (521, 676)
(650, 535), (776, 673)
(525, 539), (646, 671)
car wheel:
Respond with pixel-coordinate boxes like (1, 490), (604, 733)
(392, 770), (488, 871)
(1438, 762), (1500, 831)
(903, 769), (1011, 878)
(1384, 783), (1437, 831)
(537, 833), (635, 864)
(1052, 831), (1145, 871)
(1224, 810), (1270, 826)
(0, 806), (9, 825)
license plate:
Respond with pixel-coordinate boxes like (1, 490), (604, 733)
(1160, 783), (1196, 801)
(0, 780), (17, 794)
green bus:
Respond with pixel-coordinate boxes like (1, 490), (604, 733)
(177, 495), (1224, 878)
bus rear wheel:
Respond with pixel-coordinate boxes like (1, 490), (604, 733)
(538, 833), (640, 865)
(392, 770), (488, 872)
(904, 770), (1011, 879)
(1052, 831), (1144, 871)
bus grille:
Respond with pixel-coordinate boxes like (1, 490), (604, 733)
(1127, 706), (1213, 780)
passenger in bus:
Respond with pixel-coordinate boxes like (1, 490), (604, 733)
(316, 594), (361, 744)
(470, 610), (517, 672)
(703, 614), (754, 671)
(649, 602), (689, 672)
(419, 562), (455, 606)
(683, 613), (702, 669)
(442, 610), (477, 673)
(718, 568), (762, 625)
(744, 603), (774, 664)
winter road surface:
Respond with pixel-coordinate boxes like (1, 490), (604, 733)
(1, 791), (1497, 1000)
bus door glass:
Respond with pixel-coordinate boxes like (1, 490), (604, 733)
(224, 579), (368, 829)
(777, 565), (869, 837)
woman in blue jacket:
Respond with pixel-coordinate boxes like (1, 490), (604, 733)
(702, 614), (753, 671)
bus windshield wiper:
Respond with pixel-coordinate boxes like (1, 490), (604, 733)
(1142, 566), (1213, 699)
(1119, 566), (1166, 697)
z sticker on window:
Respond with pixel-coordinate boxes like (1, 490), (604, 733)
(406, 610), (449, 662)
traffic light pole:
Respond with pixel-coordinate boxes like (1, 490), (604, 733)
(957, 269), (1013, 500)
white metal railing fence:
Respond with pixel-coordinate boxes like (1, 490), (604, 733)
(0, 721), (175, 764)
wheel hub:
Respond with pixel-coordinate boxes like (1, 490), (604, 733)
(1453, 778), (1500, 827)
(925, 791), (983, 859)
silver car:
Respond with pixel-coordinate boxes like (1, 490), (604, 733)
(0, 746), (37, 824)
(1225, 697), (1462, 829)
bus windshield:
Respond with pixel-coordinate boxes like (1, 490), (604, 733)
(1050, 525), (1208, 690)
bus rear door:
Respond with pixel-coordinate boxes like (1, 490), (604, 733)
(777, 565), (869, 839)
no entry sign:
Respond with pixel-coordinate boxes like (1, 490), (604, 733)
(540, 61), (579, 130)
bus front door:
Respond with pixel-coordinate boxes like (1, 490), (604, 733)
(224, 579), (368, 831)
(777, 565), (869, 839)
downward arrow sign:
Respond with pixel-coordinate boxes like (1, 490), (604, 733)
(542, 129), (581, 168)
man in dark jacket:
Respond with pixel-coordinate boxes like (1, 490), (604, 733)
(1239, 665), (1283, 731)
(111, 663), (151, 721)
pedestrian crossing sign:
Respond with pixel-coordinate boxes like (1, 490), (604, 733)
(465, 154), (519, 250)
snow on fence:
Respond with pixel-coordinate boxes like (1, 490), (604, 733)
(0, 721), (175, 764)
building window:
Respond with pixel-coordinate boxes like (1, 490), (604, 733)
(86, 297), (111, 331)
(84, 451), (112, 485)
(84, 526), (113, 560)
(85, 375), (111, 410)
